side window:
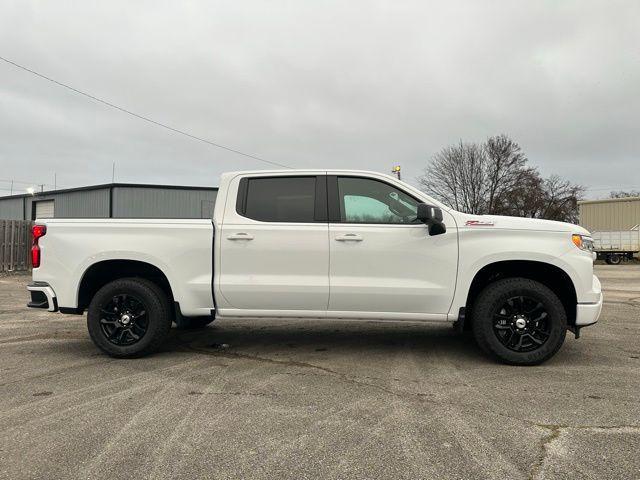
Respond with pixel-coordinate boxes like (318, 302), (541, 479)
(337, 177), (420, 224)
(241, 176), (317, 222)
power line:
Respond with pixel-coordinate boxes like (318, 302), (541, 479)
(0, 55), (292, 170)
(0, 178), (60, 196)
(0, 178), (56, 187)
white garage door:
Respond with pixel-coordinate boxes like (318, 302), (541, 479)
(34, 200), (55, 219)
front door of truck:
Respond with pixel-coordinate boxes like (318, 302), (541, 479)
(327, 175), (457, 316)
(219, 174), (329, 312)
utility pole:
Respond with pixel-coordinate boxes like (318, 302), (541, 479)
(54, 173), (57, 190)
(10, 180), (13, 195)
(112, 162), (116, 183)
(391, 165), (401, 180)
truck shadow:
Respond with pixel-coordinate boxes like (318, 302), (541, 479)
(163, 319), (486, 363)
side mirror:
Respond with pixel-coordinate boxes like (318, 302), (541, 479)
(416, 203), (446, 236)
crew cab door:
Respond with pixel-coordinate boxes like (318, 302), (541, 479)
(327, 174), (457, 316)
(218, 174), (329, 312)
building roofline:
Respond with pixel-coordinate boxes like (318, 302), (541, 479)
(0, 182), (218, 200)
(579, 196), (640, 205)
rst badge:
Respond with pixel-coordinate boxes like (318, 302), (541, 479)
(465, 220), (495, 226)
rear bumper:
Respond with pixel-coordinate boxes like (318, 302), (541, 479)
(27, 282), (58, 312)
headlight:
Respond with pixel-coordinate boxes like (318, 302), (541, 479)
(572, 234), (594, 252)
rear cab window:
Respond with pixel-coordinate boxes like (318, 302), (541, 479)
(236, 176), (327, 222)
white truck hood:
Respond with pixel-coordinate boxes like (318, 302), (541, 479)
(457, 213), (590, 235)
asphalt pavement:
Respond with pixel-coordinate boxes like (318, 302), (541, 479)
(0, 265), (638, 479)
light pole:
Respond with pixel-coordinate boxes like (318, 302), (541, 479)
(391, 165), (401, 180)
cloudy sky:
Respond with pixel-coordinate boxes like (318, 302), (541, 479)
(1, 0), (638, 198)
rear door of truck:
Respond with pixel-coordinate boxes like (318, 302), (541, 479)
(217, 173), (329, 312)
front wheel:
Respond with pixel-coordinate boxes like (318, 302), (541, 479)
(87, 278), (172, 358)
(471, 278), (567, 365)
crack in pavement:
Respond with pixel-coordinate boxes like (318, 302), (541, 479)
(535, 423), (640, 431)
(527, 423), (640, 480)
(188, 390), (279, 398)
(183, 345), (439, 402)
(528, 425), (562, 480)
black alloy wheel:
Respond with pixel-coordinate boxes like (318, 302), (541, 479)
(87, 278), (171, 358)
(99, 293), (149, 346)
(492, 295), (551, 352)
(471, 277), (567, 365)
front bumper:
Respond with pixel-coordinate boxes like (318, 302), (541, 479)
(27, 282), (58, 312)
(575, 275), (602, 327)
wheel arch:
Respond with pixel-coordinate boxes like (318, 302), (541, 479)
(77, 259), (175, 312)
(464, 260), (577, 327)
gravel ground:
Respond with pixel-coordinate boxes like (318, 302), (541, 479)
(0, 266), (639, 480)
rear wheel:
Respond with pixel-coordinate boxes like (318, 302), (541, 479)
(87, 278), (171, 358)
(606, 254), (621, 265)
(471, 278), (567, 365)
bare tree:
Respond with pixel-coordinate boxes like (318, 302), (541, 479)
(536, 175), (584, 223)
(484, 135), (532, 213)
(418, 141), (486, 213)
(497, 175), (584, 222)
(418, 135), (584, 222)
(494, 168), (544, 218)
(419, 134), (532, 215)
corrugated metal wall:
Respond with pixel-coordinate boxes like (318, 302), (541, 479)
(112, 187), (217, 218)
(579, 197), (640, 232)
(0, 197), (25, 220)
(25, 188), (110, 219)
(0, 185), (217, 220)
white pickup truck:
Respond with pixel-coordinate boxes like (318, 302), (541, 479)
(27, 170), (602, 365)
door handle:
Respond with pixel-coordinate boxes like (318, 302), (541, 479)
(227, 233), (254, 240)
(335, 233), (363, 242)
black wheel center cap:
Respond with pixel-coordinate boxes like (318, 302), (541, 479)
(514, 316), (527, 329)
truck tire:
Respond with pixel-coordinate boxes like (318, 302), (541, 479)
(87, 278), (171, 358)
(471, 278), (567, 365)
(606, 254), (621, 265)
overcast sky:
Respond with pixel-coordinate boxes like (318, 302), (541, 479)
(1, 0), (638, 198)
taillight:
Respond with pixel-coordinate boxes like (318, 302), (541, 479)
(31, 224), (46, 268)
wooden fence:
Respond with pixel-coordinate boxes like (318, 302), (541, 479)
(0, 220), (33, 273)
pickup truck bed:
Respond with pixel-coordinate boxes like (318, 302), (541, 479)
(29, 218), (214, 317)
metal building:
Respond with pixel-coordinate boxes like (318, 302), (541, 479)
(0, 183), (218, 220)
(579, 196), (640, 232)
